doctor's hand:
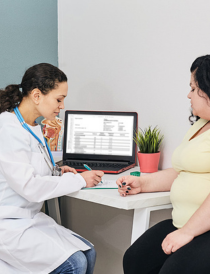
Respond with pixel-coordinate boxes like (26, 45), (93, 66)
(117, 175), (142, 197)
(60, 165), (77, 175)
(161, 229), (194, 255)
(80, 170), (104, 188)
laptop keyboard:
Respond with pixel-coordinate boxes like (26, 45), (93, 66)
(63, 161), (128, 170)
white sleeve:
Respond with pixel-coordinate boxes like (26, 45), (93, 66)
(0, 121), (86, 203)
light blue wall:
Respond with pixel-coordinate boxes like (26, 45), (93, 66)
(0, 0), (58, 88)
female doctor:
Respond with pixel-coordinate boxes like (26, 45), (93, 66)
(0, 63), (104, 274)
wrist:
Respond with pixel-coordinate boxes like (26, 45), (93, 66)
(78, 173), (87, 187)
(137, 177), (147, 193)
(181, 225), (196, 238)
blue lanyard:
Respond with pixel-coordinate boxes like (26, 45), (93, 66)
(14, 106), (56, 167)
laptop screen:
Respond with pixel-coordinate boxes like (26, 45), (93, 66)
(63, 111), (138, 163)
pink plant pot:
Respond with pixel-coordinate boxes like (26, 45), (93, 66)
(137, 151), (160, 173)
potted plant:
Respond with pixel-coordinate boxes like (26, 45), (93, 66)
(134, 126), (164, 173)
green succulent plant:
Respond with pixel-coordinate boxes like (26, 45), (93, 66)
(134, 126), (164, 153)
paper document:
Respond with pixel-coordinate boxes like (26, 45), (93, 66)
(84, 180), (118, 189)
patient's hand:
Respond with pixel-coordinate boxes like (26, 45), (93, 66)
(116, 175), (142, 197)
(161, 229), (194, 255)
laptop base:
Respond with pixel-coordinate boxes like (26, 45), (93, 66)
(56, 160), (135, 174)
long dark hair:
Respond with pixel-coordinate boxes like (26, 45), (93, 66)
(0, 63), (67, 113)
(189, 55), (210, 124)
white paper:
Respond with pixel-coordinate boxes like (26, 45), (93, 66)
(84, 180), (118, 189)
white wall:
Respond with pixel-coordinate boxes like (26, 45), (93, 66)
(58, 0), (210, 169)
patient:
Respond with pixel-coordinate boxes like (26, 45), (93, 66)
(117, 55), (210, 274)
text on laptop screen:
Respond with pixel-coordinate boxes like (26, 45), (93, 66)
(66, 114), (134, 156)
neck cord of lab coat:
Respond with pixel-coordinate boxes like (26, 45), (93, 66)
(14, 106), (61, 176)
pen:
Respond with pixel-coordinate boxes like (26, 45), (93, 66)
(83, 164), (103, 183)
(83, 164), (92, 171)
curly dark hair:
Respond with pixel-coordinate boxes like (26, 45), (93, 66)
(0, 63), (67, 113)
(189, 55), (210, 124)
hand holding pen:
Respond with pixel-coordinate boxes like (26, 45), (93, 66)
(80, 164), (104, 187)
(83, 164), (103, 184)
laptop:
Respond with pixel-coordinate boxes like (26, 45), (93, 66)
(57, 110), (138, 174)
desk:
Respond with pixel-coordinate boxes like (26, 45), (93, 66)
(47, 167), (172, 274)
(48, 167), (172, 244)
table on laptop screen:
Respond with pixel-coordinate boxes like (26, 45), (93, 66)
(66, 114), (134, 157)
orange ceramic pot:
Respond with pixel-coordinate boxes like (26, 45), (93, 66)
(137, 151), (160, 173)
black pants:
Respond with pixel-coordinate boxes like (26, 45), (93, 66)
(123, 219), (210, 274)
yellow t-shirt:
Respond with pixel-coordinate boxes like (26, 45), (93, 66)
(171, 118), (210, 228)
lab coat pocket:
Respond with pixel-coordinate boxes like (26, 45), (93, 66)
(30, 152), (51, 177)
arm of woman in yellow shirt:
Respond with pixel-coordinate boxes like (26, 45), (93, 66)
(162, 192), (210, 255)
(117, 168), (179, 196)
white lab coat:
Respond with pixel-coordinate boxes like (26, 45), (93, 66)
(0, 112), (91, 274)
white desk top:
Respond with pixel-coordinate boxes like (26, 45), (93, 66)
(66, 167), (171, 210)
